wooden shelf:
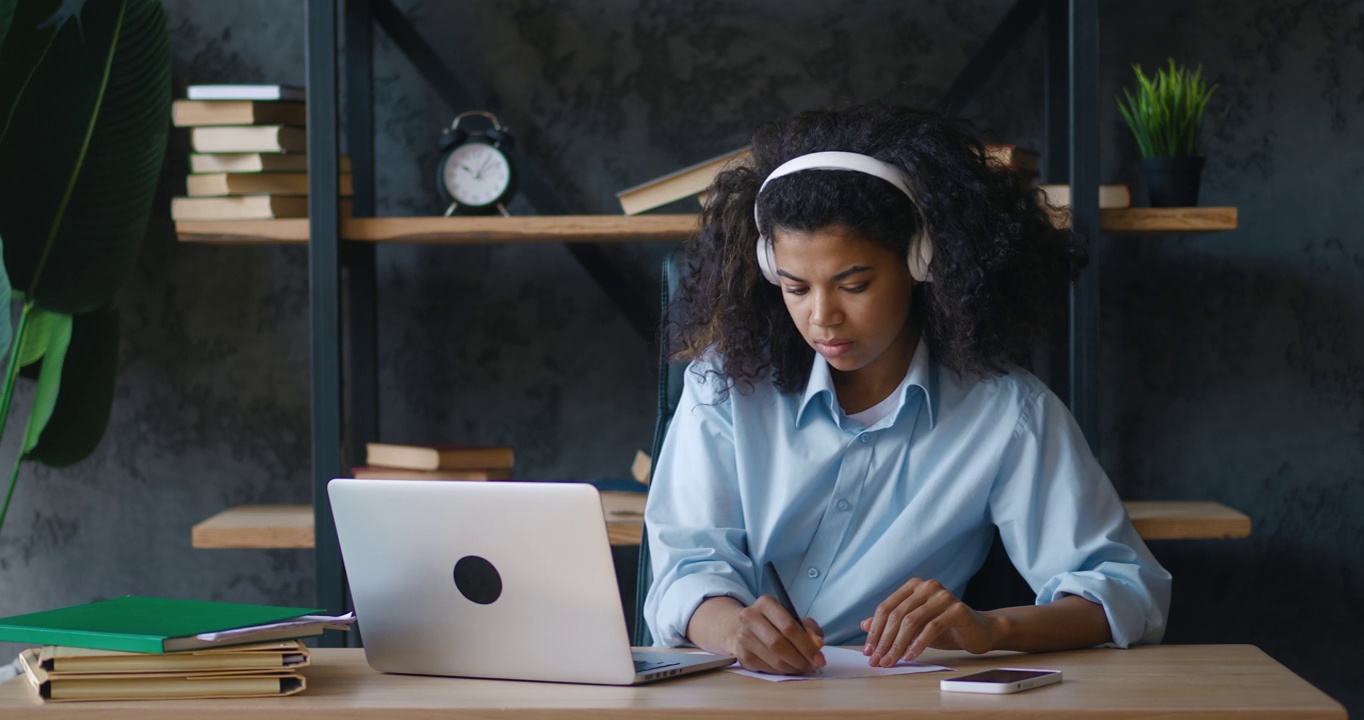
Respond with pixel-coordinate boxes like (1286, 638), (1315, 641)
(175, 207), (1236, 245)
(191, 504), (316, 549)
(1099, 206), (1238, 235)
(192, 499), (1249, 550)
(1125, 501), (1251, 540)
(175, 215), (699, 245)
(192, 501), (644, 549)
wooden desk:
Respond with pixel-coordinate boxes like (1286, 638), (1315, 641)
(0, 645), (1343, 718)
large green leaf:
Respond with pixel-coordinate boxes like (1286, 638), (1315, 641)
(16, 305), (65, 368)
(0, 0), (14, 52)
(0, 0), (169, 314)
(0, 0), (64, 143)
(20, 310), (70, 454)
(26, 304), (118, 467)
(0, 235), (10, 367)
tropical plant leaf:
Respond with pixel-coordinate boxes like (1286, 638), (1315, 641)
(16, 305), (64, 368)
(20, 310), (70, 454)
(26, 304), (117, 467)
(0, 0), (15, 50)
(0, 0), (169, 315)
(0, 0), (63, 143)
(0, 234), (10, 368)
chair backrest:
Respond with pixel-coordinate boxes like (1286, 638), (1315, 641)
(633, 253), (687, 646)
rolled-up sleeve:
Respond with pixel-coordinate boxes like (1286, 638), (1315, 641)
(988, 388), (1172, 647)
(644, 362), (758, 646)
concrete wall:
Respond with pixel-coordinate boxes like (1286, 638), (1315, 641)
(1, 0), (1359, 712)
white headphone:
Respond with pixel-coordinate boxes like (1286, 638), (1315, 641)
(753, 151), (934, 284)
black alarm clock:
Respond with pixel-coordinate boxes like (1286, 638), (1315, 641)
(436, 110), (517, 216)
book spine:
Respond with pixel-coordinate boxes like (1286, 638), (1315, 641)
(0, 626), (165, 654)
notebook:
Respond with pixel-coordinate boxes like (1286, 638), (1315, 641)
(327, 479), (734, 685)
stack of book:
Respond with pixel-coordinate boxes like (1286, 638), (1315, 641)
(355, 442), (516, 481)
(1, 596), (353, 703)
(614, 144), (1134, 222)
(171, 84), (353, 221)
(615, 144), (1044, 215)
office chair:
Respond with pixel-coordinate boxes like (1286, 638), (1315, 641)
(631, 254), (1031, 647)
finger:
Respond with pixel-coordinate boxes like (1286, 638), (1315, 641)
(864, 579), (922, 655)
(870, 581), (937, 664)
(748, 601), (818, 673)
(883, 591), (957, 666)
(755, 598), (822, 671)
(800, 618), (827, 667)
(737, 625), (807, 675)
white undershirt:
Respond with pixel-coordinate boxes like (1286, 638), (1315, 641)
(843, 374), (907, 427)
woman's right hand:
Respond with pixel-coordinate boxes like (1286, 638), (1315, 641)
(726, 595), (826, 675)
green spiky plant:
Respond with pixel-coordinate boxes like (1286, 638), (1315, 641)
(0, 0), (170, 538)
(1117, 59), (1227, 157)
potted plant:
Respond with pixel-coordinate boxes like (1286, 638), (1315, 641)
(0, 0), (170, 539)
(1117, 59), (1226, 207)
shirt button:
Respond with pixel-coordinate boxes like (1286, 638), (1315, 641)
(859, 434), (871, 444)
(836, 499), (851, 511)
(807, 567), (820, 579)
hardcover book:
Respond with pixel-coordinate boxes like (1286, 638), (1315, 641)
(186, 84), (306, 102)
(190, 125), (307, 153)
(172, 100), (306, 127)
(0, 596), (326, 654)
(19, 649), (306, 702)
(189, 153), (351, 174)
(364, 442), (515, 471)
(351, 465), (512, 481)
(185, 172), (353, 197)
(171, 195), (353, 220)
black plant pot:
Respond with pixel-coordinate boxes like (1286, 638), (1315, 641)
(1142, 156), (1205, 207)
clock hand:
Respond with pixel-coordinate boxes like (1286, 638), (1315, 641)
(459, 164), (476, 174)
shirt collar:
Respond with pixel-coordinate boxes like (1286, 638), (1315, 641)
(796, 337), (938, 429)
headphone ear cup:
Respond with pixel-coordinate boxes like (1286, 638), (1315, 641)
(755, 235), (780, 285)
(907, 231), (934, 282)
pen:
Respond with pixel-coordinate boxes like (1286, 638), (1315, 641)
(763, 561), (823, 675)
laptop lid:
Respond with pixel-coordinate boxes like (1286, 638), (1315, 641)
(329, 479), (708, 685)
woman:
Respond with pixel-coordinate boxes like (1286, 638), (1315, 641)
(643, 103), (1171, 675)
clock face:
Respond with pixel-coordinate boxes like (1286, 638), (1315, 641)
(441, 142), (512, 207)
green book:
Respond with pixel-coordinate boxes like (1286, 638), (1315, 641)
(0, 596), (324, 654)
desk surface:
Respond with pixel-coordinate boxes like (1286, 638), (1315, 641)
(0, 644), (1344, 719)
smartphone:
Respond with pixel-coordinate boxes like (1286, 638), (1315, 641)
(939, 668), (1062, 694)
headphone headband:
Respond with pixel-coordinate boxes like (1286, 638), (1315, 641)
(753, 151), (933, 284)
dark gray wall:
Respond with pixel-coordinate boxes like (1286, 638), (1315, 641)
(0, 0), (1359, 713)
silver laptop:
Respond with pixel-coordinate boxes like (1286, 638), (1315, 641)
(328, 478), (735, 685)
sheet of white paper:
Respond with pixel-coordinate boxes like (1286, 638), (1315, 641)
(193, 611), (356, 641)
(725, 646), (949, 682)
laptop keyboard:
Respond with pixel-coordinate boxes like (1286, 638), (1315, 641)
(634, 659), (681, 673)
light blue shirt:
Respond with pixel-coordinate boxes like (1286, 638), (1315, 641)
(644, 340), (1171, 649)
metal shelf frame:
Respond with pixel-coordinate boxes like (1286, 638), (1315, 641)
(302, 0), (1106, 644)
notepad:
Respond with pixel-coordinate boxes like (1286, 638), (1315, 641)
(725, 646), (950, 682)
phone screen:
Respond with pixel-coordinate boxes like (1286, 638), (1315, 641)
(953, 669), (1056, 683)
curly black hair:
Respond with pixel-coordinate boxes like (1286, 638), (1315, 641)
(671, 103), (1087, 395)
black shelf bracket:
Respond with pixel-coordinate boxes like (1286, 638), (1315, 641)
(937, 0), (1045, 114)
(371, 0), (654, 340)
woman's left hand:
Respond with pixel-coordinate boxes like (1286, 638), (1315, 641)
(859, 578), (998, 666)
